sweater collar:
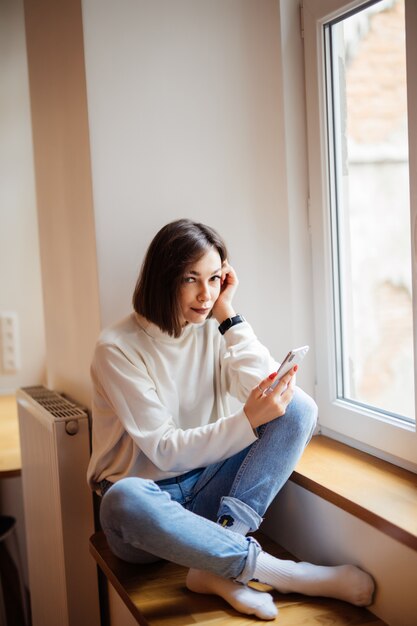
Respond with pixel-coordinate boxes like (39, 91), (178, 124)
(133, 312), (203, 343)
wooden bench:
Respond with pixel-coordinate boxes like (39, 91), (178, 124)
(89, 530), (386, 625)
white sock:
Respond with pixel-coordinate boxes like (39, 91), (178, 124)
(253, 551), (375, 607)
(186, 568), (278, 620)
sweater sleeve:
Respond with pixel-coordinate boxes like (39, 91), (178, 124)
(92, 342), (257, 473)
(220, 321), (280, 402)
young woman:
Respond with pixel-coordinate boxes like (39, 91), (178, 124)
(87, 219), (374, 620)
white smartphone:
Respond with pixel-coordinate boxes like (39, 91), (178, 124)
(266, 345), (310, 393)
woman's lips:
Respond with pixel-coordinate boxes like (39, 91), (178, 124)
(191, 308), (210, 315)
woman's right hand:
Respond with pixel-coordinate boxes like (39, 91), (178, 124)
(243, 368), (297, 429)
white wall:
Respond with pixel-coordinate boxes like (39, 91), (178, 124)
(81, 0), (315, 396)
(280, 0), (315, 388)
(0, 0), (46, 394)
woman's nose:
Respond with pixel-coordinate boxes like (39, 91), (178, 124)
(197, 284), (210, 302)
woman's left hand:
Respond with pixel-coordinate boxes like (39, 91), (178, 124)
(212, 260), (239, 323)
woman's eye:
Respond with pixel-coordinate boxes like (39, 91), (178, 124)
(211, 275), (221, 282)
(183, 276), (195, 283)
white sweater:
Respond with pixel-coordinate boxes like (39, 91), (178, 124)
(87, 313), (278, 491)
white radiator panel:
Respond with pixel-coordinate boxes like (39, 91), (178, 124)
(17, 386), (100, 626)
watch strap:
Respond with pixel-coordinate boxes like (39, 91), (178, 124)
(218, 314), (245, 335)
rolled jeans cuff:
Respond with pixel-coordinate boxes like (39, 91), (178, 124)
(234, 535), (262, 584)
(217, 496), (263, 532)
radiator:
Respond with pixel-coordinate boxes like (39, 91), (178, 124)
(16, 386), (100, 626)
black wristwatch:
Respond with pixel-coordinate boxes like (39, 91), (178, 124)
(218, 314), (245, 335)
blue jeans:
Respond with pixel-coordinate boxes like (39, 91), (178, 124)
(99, 387), (317, 583)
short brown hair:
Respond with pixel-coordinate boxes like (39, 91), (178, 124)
(133, 219), (228, 337)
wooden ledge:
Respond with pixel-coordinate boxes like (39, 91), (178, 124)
(90, 531), (385, 625)
(0, 394), (21, 478)
(291, 435), (417, 550)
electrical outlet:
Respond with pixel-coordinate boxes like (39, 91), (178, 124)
(0, 312), (21, 373)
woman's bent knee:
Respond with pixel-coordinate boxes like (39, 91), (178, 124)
(289, 387), (318, 438)
(100, 476), (164, 529)
(99, 477), (166, 564)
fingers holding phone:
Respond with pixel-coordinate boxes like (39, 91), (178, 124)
(243, 346), (309, 429)
(244, 367), (297, 429)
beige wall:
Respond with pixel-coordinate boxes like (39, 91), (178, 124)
(24, 0), (101, 407)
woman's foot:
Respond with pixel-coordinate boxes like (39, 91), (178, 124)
(254, 552), (375, 606)
(186, 568), (278, 620)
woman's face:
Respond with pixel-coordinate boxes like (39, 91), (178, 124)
(179, 247), (222, 326)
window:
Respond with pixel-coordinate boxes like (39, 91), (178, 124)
(303, 0), (417, 469)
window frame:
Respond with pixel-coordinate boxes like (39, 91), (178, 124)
(303, 0), (417, 470)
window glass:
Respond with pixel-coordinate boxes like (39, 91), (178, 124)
(325, 0), (414, 421)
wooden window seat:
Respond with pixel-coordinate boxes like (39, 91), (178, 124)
(89, 530), (385, 625)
